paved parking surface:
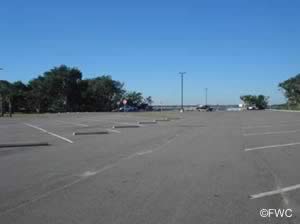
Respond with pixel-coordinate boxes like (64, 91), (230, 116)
(0, 111), (300, 223)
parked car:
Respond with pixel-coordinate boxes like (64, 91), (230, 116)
(119, 106), (138, 112)
(247, 106), (258, 110)
(196, 105), (214, 112)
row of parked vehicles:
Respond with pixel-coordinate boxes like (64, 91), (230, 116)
(116, 105), (215, 112)
(117, 105), (262, 113)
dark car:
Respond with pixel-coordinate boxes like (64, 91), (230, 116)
(119, 106), (138, 112)
(197, 105), (214, 112)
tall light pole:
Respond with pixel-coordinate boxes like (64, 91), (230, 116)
(205, 88), (208, 105)
(179, 72), (186, 112)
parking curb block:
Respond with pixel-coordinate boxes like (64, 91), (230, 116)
(138, 121), (157, 125)
(112, 125), (140, 129)
(73, 131), (109, 135)
(0, 142), (49, 148)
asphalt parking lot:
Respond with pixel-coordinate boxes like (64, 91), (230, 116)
(0, 111), (300, 224)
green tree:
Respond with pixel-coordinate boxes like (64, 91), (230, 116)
(10, 81), (28, 112)
(43, 65), (82, 112)
(240, 95), (257, 107)
(26, 65), (82, 112)
(240, 95), (269, 110)
(0, 80), (13, 116)
(80, 76), (125, 111)
(0, 65), (148, 113)
(124, 91), (143, 107)
(145, 96), (153, 105)
(27, 76), (49, 113)
(279, 74), (300, 108)
(256, 95), (269, 109)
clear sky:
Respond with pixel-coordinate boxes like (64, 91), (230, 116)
(1, 0), (299, 105)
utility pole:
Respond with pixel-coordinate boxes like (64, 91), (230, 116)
(205, 88), (208, 105)
(179, 72), (186, 112)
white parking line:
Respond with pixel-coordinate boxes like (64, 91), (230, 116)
(24, 123), (73, 144)
(245, 142), (300, 151)
(243, 130), (299, 136)
(242, 123), (300, 129)
(80, 171), (98, 177)
(136, 150), (153, 156)
(79, 164), (116, 178)
(250, 184), (300, 199)
(274, 123), (300, 128)
(56, 120), (89, 127)
(277, 120), (300, 124)
(242, 125), (273, 129)
(106, 129), (121, 133)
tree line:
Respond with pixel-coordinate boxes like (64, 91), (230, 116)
(0, 65), (153, 116)
(240, 74), (300, 110)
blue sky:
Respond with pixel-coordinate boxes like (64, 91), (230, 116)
(1, 0), (299, 105)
